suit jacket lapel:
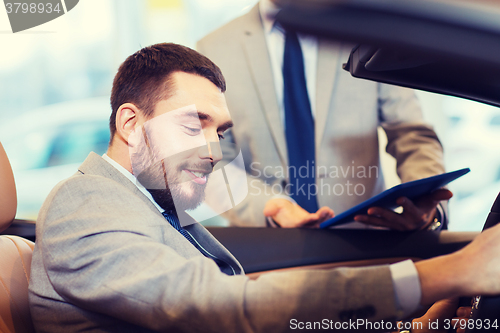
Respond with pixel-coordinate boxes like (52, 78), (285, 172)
(315, 40), (342, 149)
(185, 222), (244, 275)
(78, 152), (160, 215)
(242, 4), (288, 165)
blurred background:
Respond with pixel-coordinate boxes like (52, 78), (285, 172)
(0, 0), (498, 230)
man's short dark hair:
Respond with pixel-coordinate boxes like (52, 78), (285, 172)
(109, 43), (226, 138)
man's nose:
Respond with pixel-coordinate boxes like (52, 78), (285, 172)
(199, 141), (222, 164)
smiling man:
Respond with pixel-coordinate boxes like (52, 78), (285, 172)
(28, 43), (500, 332)
(126, 78), (233, 215)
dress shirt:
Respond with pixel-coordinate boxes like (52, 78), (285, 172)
(259, 0), (318, 125)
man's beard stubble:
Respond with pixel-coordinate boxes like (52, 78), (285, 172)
(139, 158), (212, 214)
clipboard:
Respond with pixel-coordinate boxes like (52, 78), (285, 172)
(320, 168), (470, 229)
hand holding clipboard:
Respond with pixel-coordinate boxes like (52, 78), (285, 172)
(320, 168), (470, 230)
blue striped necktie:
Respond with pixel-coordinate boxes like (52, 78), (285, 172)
(162, 211), (237, 275)
(162, 211), (198, 247)
(283, 28), (319, 213)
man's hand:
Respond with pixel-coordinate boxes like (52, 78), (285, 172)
(411, 299), (470, 333)
(455, 306), (473, 333)
(353, 189), (453, 231)
(416, 222), (500, 306)
(263, 198), (334, 228)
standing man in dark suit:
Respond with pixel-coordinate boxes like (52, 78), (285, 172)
(197, 0), (451, 229)
(29, 43), (500, 332)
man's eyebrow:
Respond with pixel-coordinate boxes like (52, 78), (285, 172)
(185, 110), (233, 131)
(219, 120), (233, 132)
(181, 110), (213, 123)
(191, 110), (212, 122)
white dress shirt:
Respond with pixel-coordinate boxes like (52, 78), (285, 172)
(259, 0), (318, 125)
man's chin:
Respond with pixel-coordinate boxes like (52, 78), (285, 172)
(175, 183), (207, 211)
(147, 183), (206, 213)
(181, 200), (203, 212)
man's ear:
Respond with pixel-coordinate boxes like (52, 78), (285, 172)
(114, 103), (141, 144)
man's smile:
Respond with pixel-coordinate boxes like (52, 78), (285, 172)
(183, 169), (210, 185)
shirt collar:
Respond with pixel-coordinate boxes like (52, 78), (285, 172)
(260, 0), (281, 35)
(102, 153), (165, 213)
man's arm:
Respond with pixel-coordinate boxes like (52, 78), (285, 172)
(35, 175), (500, 331)
(355, 84), (449, 230)
(35, 175), (402, 331)
(417, 224), (500, 305)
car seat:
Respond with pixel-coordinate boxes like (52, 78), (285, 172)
(0, 235), (35, 333)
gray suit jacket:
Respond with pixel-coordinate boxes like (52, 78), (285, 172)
(29, 152), (402, 332)
(197, 4), (445, 227)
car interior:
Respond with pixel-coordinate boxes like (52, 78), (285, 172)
(1, 0), (500, 331)
(0, 235), (35, 333)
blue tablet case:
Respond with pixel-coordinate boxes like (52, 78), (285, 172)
(319, 168), (470, 229)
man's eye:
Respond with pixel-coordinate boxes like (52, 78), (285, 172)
(183, 126), (201, 135)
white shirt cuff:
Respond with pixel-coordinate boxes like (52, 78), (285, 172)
(389, 259), (421, 318)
